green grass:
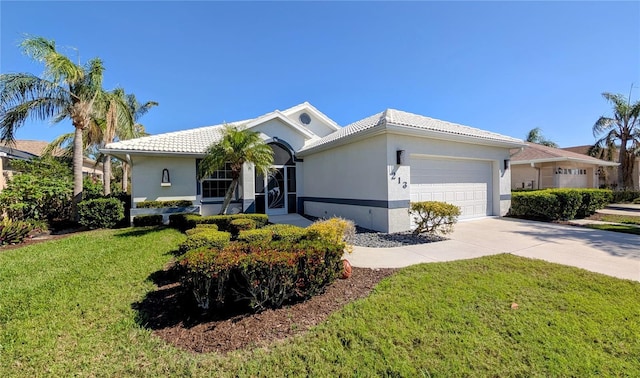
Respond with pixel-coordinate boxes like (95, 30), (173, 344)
(1, 229), (639, 377)
(585, 223), (640, 235)
(598, 214), (640, 225)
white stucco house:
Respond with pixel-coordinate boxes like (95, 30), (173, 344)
(102, 103), (524, 232)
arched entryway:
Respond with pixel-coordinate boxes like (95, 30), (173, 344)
(254, 142), (297, 215)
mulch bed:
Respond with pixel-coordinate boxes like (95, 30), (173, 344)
(135, 266), (397, 354)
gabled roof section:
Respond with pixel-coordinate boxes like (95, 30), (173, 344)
(280, 102), (341, 131)
(299, 109), (523, 155)
(511, 142), (619, 166)
(103, 102), (334, 155)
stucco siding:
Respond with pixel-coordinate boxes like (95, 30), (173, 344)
(287, 109), (335, 138)
(250, 119), (311, 152)
(388, 133), (512, 222)
(131, 156), (197, 204)
(512, 162), (598, 189)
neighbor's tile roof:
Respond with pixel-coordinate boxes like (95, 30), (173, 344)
(300, 109), (522, 152)
(512, 142), (618, 166)
(0, 140), (55, 156)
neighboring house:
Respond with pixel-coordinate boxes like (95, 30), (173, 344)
(102, 102), (524, 232)
(510, 142), (618, 190)
(562, 145), (640, 190)
(0, 140), (104, 190)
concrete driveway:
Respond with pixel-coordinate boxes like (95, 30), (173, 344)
(347, 217), (640, 282)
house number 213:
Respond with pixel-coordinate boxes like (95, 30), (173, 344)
(390, 172), (407, 188)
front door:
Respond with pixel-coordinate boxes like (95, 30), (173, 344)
(266, 167), (287, 215)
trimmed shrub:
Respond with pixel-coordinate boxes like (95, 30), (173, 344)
(0, 219), (34, 245)
(547, 189), (582, 220)
(135, 200), (193, 208)
(179, 229), (231, 254)
(178, 239), (344, 312)
(132, 214), (163, 227)
(264, 224), (307, 243)
(237, 228), (273, 244)
(510, 189), (613, 221)
(306, 217), (355, 252)
(575, 189), (613, 218)
(509, 191), (558, 220)
(77, 198), (125, 229)
(169, 214), (202, 231)
(185, 224), (219, 236)
(409, 201), (461, 236)
(170, 213), (268, 232)
(611, 190), (640, 203)
(230, 218), (257, 234)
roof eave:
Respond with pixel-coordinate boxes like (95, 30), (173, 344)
(511, 157), (619, 166)
(100, 148), (206, 159)
(297, 124), (386, 156)
(385, 123), (525, 148)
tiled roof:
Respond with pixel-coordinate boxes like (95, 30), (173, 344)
(103, 102), (319, 154)
(0, 140), (56, 157)
(512, 142), (618, 166)
(300, 109), (523, 153)
(104, 123), (235, 154)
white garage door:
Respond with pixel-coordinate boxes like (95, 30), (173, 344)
(410, 157), (493, 220)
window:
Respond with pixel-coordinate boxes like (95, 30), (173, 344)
(201, 163), (234, 198)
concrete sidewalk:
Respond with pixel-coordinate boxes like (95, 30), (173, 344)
(347, 217), (640, 282)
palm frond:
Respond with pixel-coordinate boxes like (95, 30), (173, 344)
(20, 36), (85, 85)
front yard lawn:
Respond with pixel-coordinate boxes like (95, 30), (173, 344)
(584, 223), (640, 235)
(589, 213), (640, 225)
(1, 227), (638, 376)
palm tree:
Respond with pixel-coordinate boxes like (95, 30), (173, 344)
(592, 92), (640, 189)
(44, 89), (156, 194)
(0, 36), (105, 217)
(198, 124), (274, 214)
(525, 127), (558, 148)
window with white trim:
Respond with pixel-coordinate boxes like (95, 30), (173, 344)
(201, 163), (234, 198)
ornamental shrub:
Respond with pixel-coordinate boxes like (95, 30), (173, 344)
(179, 229), (231, 254)
(169, 213), (269, 232)
(77, 198), (125, 229)
(409, 201), (461, 236)
(0, 218), (34, 245)
(547, 189), (582, 220)
(306, 217), (355, 252)
(178, 239), (344, 312)
(0, 157), (73, 223)
(230, 218), (257, 235)
(263, 224), (307, 243)
(510, 189), (612, 221)
(575, 189), (613, 218)
(509, 191), (558, 220)
(132, 214), (163, 227)
(185, 223), (219, 236)
(237, 228), (273, 244)
(135, 200), (193, 208)
(611, 190), (640, 203)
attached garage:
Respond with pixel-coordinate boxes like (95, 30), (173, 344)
(410, 157), (493, 220)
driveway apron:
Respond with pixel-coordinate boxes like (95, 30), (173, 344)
(347, 217), (640, 282)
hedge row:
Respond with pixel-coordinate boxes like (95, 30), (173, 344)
(509, 189), (612, 221)
(178, 217), (355, 312)
(132, 214), (163, 227)
(179, 239), (344, 312)
(78, 198), (125, 229)
(135, 200), (193, 208)
(611, 190), (640, 204)
(168, 213), (269, 232)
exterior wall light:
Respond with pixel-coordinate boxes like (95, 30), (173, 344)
(396, 150), (406, 165)
(161, 168), (171, 187)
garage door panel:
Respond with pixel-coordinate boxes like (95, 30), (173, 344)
(410, 157), (493, 221)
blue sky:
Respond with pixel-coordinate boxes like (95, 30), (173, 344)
(1, 1), (639, 147)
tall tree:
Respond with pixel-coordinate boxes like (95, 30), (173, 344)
(592, 92), (640, 189)
(43, 89), (156, 194)
(198, 125), (274, 214)
(525, 127), (558, 148)
(0, 36), (105, 217)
